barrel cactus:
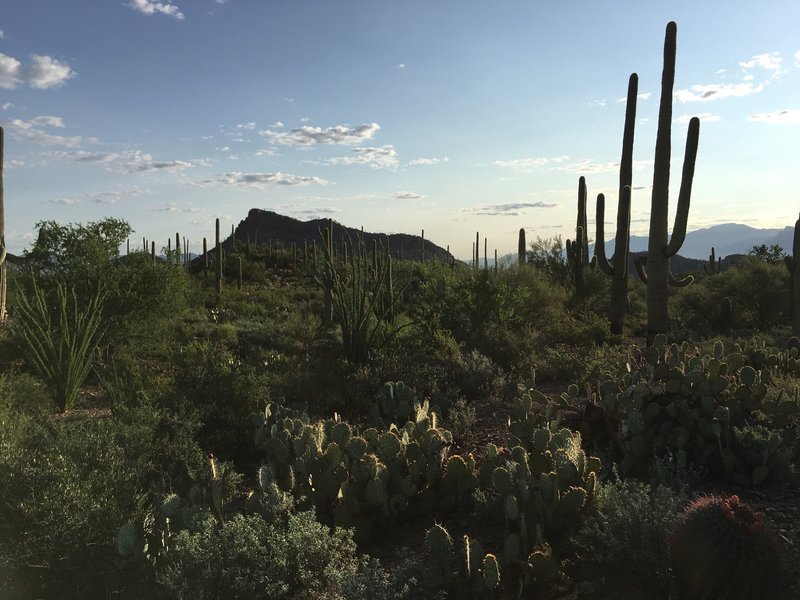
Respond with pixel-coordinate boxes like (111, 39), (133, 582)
(669, 494), (790, 599)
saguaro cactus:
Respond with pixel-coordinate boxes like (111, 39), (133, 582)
(566, 177), (590, 298)
(0, 127), (7, 320)
(215, 218), (223, 299)
(633, 22), (700, 345)
(518, 228), (526, 265)
(784, 213), (800, 335)
(594, 73), (637, 336)
(704, 246), (721, 275)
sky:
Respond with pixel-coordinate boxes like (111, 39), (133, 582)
(2, 0), (799, 259)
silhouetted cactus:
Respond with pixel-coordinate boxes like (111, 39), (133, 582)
(518, 228), (527, 265)
(594, 73), (637, 336)
(670, 495), (790, 600)
(704, 246), (721, 275)
(633, 22), (700, 345)
(784, 213), (800, 335)
(0, 127), (7, 320)
(215, 218), (222, 299)
(566, 177), (590, 296)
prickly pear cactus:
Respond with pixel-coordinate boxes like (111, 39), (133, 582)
(670, 495), (790, 600)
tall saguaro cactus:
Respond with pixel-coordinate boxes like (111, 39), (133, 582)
(0, 127), (7, 320)
(784, 214), (800, 335)
(594, 73), (637, 336)
(215, 218), (223, 299)
(518, 228), (527, 265)
(633, 22), (700, 344)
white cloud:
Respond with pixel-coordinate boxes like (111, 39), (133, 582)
(0, 30), (4, 39)
(616, 92), (651, 103)
(558, 159), (653, 174)
(324, 145), (399, 169)
(129, 0), (185, 20)
(236, 122), (256, 130)
(7, 117), (95, 147)
(675, 82), (765, 102)
(215, 172), (330, 188)
(408, 157), (449, 166)
(397, 63), (406, 69)
(674, 112), (720, 124)
(391, 191), (422, 200)
(0, 52), (75, 89)
(739, 52), (783, 75)
(0, 53), (22, 89)
(157, 202), (201, 213)
(270, 121), (284, 128)
(467, 201), (558, 216)
(746, 109), (800, 125)
(795, 50), (800, 67)
(51, 188), (144, 205)
(260, 122), (380, 146)
(589, 99), (607, 108)
(26, 55), (75, 88)
(2, 102), (14, 110)
(493, 155), (569, 171)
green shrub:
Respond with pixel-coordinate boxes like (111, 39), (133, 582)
(0, 402), (204, 598)
(571, 475), (686, 593)
(156, 511), (360, 599)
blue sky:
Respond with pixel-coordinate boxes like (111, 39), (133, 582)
(2, 0), (799, 259)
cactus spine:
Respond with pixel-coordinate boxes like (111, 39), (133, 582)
(594, 73), (637, 336)
(784, 213), (800, 335)
(518, 228), (526, 265)
(634, 21), (700, 345)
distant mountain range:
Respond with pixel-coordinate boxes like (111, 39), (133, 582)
(597, 223), (795, 261)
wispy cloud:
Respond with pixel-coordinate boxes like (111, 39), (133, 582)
(1, 102), (13, 110)
(559, 159), (653, 174)
(467, 201), (558, 216)
(794, 50), (800, 67)
(493, 156), (569, 171)
(7, 117), (96, 147)
(739, 52), (784, 76)
(50, 188), (145, 205)
(291, 207), (340, 217)
(674, 112), (720, 124)
(260, 122), (380, 146)
(324, 145), (399, 169)
(391, 191), (422, 200)
(0, 52), (75, 89)
(157, 203), (201, 213)
(408, 156), (449, 166)
(675, 82), (765, 103)
(236, 122), (256, 130)
(746, 109), (800, 125)
(129, 0), (185, 20)
(616, 92), (651, 102)
(209, 172), (331, 188)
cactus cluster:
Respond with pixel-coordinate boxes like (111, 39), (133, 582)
(597, 336), (798, 484)
(252, 390), (475, 541)
(670, 494), (790, 600)
(424, 524), (501, 596)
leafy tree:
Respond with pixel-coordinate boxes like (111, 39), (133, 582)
(26, 218), (132, 289)
(748, 243), (786, 265)
(527, 235), (569, 287)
